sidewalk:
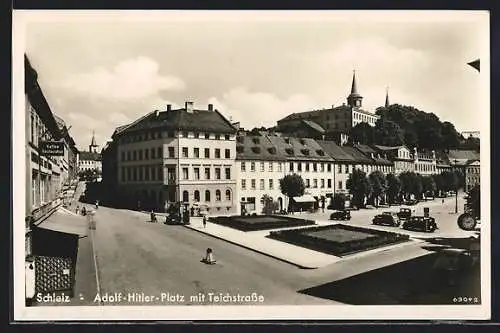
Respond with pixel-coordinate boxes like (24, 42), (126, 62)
(184, 218), (422, 269)
(185, 218), (341, 269)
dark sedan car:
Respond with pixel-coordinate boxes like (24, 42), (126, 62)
(402, 216), (438, 232)
(397, 208), (412, 220)
(330, 210), (351, 221)
(372, 212), (400, 227)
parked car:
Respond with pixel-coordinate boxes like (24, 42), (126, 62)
(330, 210), (351, 221)
(372, 212), (400, 227)
(397, 208), (412, 220)
(402, 216), (438, 232)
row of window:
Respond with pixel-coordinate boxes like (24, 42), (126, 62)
(181, 166), (231, 180)
(121, 147), (232, 161)
(80, 160), (100, 165)
(240, 161), (392, 174)
(467, 167), (480, 174)
(183, 189), (232, 203)
(121, 165), (164, 182)
(119, 131), (232, 144)
(353, 112), (378, 123)
(415, 163), (437, 173)
(240, 178), (344, 191)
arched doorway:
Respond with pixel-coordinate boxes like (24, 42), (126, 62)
(182, 190), (189, 203)
(278, 197), (283, 211)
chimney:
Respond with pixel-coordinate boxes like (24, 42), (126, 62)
(154, 110), (159, 117)
(167, 104), (172, 111)
(185, 101), (194, 113)
(208, 104), (214, 111)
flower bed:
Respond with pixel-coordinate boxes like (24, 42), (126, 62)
(268, 224), (410, 256)
(208, 215), (316, 232)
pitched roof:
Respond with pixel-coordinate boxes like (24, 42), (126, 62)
(79, 151), (101, 161)
(448, 149), (480, 162)
(117, 108), (236, 136)
(316, 141), (357, 162)
(266, 136), (332, 161)
(354, 144), (392, 165)
(277, 105), (352, 122)
(235, 135), (285, 161)
(302, 120), (325, 134)
(340, 145), (374, 164)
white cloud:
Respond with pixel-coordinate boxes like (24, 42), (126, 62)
(67, 112), (102, 130)
(209, 88), (317, 129)
(107, 112), (132, 126)
(57, 56), (185, 101)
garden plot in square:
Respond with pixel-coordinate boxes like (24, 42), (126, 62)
(268, 224), (410, 257)
(208, 215), (316, 231)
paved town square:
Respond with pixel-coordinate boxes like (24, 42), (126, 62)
(17, 11), (488, 321)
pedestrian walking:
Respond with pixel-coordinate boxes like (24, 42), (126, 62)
(151, 210), (157, 223)
(95, 200), (99, 210)
(75, 205), (79, 215)
(203, 215), (207, 228)
(442, 198), (444, 204)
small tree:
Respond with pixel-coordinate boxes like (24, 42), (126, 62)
(399, 171), (422, 200)
(330, 193), (347, 210)
(422, 176), (437, 198)
(368, 170), (387, 208)
(441, 170), (458, 193)
(279, 174), (306, 212)
(432, 173), (445, 196)
(261, 194), (279, 215)
(386, 173), (401, 204)
(346, 169), (371, 208)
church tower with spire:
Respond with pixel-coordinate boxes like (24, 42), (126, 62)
(347, 70), (363, 108)
(89, 130), (99, 153)
(385, 87), (390, 108)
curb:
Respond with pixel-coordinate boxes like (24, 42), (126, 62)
(184, 225), (317, 269)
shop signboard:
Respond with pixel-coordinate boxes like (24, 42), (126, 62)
(40, 141), (64, 156)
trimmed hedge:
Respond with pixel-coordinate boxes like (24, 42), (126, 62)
(268, 224), (410, 256)
(208, 215), (316, 232)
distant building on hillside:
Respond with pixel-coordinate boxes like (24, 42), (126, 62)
(277, 71), (380, 138)
(78, 131), (102, 173)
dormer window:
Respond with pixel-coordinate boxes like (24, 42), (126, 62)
(236, 136), (244, 143)
(285, 148), (294, 155)
(252, 137), (260, 144)
(284, 138), (290, 144)
(316, 149), (325, 156)
(268, 147), (277, 155)
(251, 147), (261, 154)
(300, 139), (306, 145)
(301, 148), (310, 156)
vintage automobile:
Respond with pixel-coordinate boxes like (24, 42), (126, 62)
(372, 212), (400, 227)
(402, 216), (438, 232)
(396, 208), (412, 220)
(329, 210), (351, 221)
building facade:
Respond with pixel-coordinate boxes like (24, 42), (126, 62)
(277, 71), (379, 136)
(108, 102), (238, 213)
(25, 55), (75, 218)
(78, 132), (102, 173)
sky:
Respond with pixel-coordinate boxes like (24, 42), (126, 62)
(19, 11), (487, 152)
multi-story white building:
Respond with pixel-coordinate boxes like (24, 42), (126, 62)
(110, 102), (238, 213)
(235, 135), (287, 214)
(374, 145), (414, 174)
(413, 148), (437, 176)
(465, 159), (480, 192)
(78, 132), (102, 173)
